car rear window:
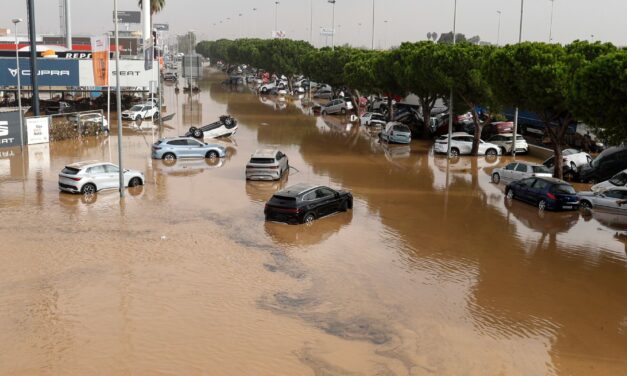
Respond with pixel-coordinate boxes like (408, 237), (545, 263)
(551, 184), (576, 195)
(532, 166), (551, 174)
(250, 158), (275, 164)
(393, 125), (410, 133)
(62, 167), (80, 175)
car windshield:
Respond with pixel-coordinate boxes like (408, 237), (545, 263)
(563, 149), (577, 156)
(130, 105), (143, 111)
(532, 166), (551, 174)
(551, 184), (576, 195)
(609, 172), (627, 186)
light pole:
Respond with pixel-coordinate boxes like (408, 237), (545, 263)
(114, 0), (124, 198)
(12, 18), (24, 149)
(188, 30), (194, 91)
(548, 0), (555, 42)
(310, 0), (313, 44)
(512, 0), (524, 158)
(496, 10), (502, 46)
(274, 1), (280, 33)
(371, 0), (375, 50)
(328, 0), (336, 49)
(446, 0), (457, 159)
(384, 20), (388, 49)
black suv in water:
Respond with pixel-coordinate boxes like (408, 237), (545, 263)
(265, 183), (353, 224)
(579, 145), (627, 184)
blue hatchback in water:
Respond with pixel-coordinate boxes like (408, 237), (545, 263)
(505, 177), (580, 211)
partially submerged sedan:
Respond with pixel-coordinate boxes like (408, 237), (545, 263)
(265, 183), (353, 224)
(505, 177), (579, 211)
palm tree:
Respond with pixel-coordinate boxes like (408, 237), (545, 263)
(138, 0), (165, 15)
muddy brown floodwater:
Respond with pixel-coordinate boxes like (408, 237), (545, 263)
(1, 69), (626, 375)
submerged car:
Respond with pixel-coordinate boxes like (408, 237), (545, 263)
(58, 161), (144, 195)
(360, 112), (387, 127)
(151, 137), (226, 161)
(505, 177), (579, 211)
(578, 187), (627, 211)
(491, 162), (552, 184)
(321, 99), (349, 115)
(121, 104), (159, 121)
(579, 146), (627, 184)
(486, 133), (529, 154)
(434, 132), (501, 156)
(379, 122), (411, 144)
(264, 183), (353, 224)
(591, 168), (627, 193)
(543, 148), (592, 172)
(246, 149), (289, 181)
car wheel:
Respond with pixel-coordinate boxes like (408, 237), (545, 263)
(322, 110), (327, 116)
(303, 212), (316, 224)
(340, 199), (349, 212)
(135, 115), (141, 121)
(486, 148), (497, 157)
(570, 162), (577, 171)
(538, 199), (547, 211)
(450, 148), (460, 157)
(563, 170), (576, 181)
(506, 189), (514, 200)
(500, 147), (507, 155)
(492, 173), (501, 184)
(163, 153), (176, 161)
(81, 183), (96, 195)
(580, 200), (592, 209)
(341, 108), (347, 115)
(129, 177), (142, 187)
(206, 150), (219, 159)
(193, 129), (204, 138)
(154, 112), (160, 119)
(261, 88), (268, 94)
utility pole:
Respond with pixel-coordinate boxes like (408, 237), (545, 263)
(371, 0), (375, 50)
(114, 0), (124, 198)
(447, 0), (457, 159)
(64, 0), (72, 49)
(26, 0), (40, 116)
(496, 10), (502, 46)
(512, 0), (524, 158)
(12, 19), (24, 149)
(548, 0), (555, 42)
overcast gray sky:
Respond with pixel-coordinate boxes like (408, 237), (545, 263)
(5, 0), (627, 48)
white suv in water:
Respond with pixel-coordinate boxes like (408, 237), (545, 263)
(434, 132), (502, 157)
(58, 161), (144, 195)
(245, 149), (289, 181)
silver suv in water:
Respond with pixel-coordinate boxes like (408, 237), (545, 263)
(246, 149), (289, 181)
(151, 137), (227, 161)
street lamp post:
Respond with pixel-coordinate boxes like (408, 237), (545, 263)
(548, 0), (555, 42)
(384, 20), (388, 49)
(371, 0), (375, 50)
(310, 0), (313, 44)
(328, 0), (336, 49)
(274, 1), (280, 33)
(496, 10), (502, 46)
(512, 0), (524, 159)
(114, 0), (124, 198)
(12, 18), (24, 149)
(446, 0), (457, 159)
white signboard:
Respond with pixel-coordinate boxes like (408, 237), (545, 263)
(26, 117), (50, 145)
(320, 28), (335, 36)
(79, 60), (158, 87)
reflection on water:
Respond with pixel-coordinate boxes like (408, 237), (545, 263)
(1, 68), (626, 375)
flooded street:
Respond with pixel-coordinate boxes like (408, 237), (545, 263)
(1, 69), (626, 375)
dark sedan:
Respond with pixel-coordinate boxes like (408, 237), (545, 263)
(264, 183), (353, 224)
(505, 177), (579, 211)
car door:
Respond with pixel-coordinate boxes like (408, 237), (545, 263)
(529, 179), (549, 204)
(502, 163), (517, 181)
(186, 139), (205, 158)
(514, 163), (530, 180)
(595, 189), (623, 210)
(167, 139), (186, 157)
(314, 188), (338, 217)
(460, 136), (473, 154)
(516, 178), (537, 202)
(104, 164), (121, 189)
(86, 165), (108, 190)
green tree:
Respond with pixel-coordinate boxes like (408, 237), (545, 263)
(571, 50), (627, 145)
(394, 42), (449, 135)
(442, 44), (498, 155)
(256, 39), (314, 90)
(138, 0), (165, 15)
(485, 42), (578, 178)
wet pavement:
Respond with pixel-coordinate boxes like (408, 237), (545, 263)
(1, 69), (626, 375)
